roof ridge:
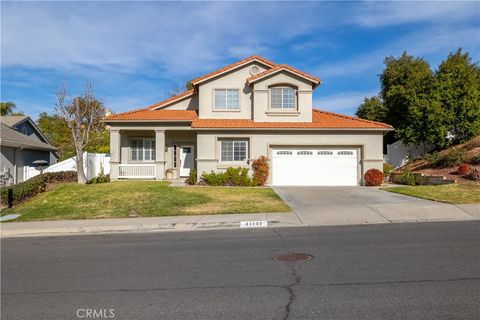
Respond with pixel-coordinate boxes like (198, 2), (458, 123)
(313, 109), (392, 128)
(190, 55), (277, 84)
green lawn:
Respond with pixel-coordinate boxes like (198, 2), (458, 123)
(384, 183), (480, 204)
(1, 181), (290, 221)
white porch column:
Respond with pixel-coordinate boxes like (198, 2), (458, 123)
(109, 129), (120, 180)
(155, 129), (166, 180)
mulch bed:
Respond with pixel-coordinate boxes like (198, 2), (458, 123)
(415, 165), (479, 183)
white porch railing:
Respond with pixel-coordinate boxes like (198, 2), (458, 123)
(118, 164), (156, 179)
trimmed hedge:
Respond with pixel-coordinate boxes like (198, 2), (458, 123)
(201, 167), (254, 186)
(390, 171), (425, 186)
(1, 171), (77, 208)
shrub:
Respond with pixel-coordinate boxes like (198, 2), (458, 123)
(400, 171), (425, 186)
(432, 149), (467, 168)
(186, 169), (197, 185)
(364, 169), (384, 186)
(1, 171), (77, 207)
(466, 168), (480, 181)
(251, 156), (269, 186)
(201, 171), (227, 186)
(457, 163), (471, 176)
(423, 151), (441, 164)
(201, 167), (253, 186)
(383, 162), (395, 179)
(470, 156), (480, 165)
(88, 174), (110, 184)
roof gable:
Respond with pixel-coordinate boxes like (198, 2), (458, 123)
(247, 64), (321, 88)
(190, 55), (276, 85)
(0, 115), (29, 127)
(0, 122), (57, 151)
(0, 115), (53, 145)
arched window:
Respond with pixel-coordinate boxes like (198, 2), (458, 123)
(270, 86), (296, 109)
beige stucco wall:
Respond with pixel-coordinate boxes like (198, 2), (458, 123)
(197, 62), (268, 119)
(196, 130), (385, 185)
(252, 71), (313, 122)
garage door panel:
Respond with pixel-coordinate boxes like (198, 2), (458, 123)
(272, 148), (358, 186)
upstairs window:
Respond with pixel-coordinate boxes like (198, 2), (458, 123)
(215, 89), (239, 110)
(271, 87), (296, 109)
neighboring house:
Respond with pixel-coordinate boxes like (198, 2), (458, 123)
(386, 140), (433, 168)
(103, 55), (392, 186)
(0, 116), (59, 185)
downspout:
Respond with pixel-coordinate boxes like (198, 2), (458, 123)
(13, 147), (17, 184)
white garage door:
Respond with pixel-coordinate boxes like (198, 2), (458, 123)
(272, 148), (358, 186)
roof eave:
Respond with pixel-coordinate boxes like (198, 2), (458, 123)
(191, 127), (393, 131)
(0, 139), (58, 151)
(247, 69), (322, 88)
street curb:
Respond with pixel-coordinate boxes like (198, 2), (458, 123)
(0, 219), (304, 238)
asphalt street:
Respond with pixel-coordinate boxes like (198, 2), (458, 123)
(2, 221), (479, 320)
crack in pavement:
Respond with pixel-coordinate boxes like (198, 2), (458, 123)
(4, 277), (479, 296)
(272, 228), (301, 320)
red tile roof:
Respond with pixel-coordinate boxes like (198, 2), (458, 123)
(148, 89), (195, 110)
(104, 109), (198, 121)
(191, 109), (392, 129)
(247, 64), (322, 87)
(190, 55), (277, 85)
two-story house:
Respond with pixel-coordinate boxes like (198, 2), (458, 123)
(103, 55), (392, 186)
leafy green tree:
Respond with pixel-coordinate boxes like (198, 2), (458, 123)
(0, 102), (24, 116)
(37, 111), (110, 161)
(355, 96), (388, 123)
(380, 52), (450, 149)
(435, 49), (480, 145)
(37, 112), (76, 160)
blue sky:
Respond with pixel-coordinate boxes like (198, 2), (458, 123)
(1, 1), (479, 119)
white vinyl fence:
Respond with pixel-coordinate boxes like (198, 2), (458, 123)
(23, 152), (111, 181)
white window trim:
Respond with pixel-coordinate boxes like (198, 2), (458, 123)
(129, 137), (156, 163)
(213, 88), (241, 111)
(269, 86), (297, 111)
(219, 139), (248, 163)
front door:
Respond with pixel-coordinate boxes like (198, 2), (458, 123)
(179, 145), (194, 177)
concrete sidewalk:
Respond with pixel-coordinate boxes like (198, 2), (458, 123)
(0, 212), (302, 238)
(2, 187), (478, 238)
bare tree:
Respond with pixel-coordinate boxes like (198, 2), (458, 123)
(56, 81), (106, 184)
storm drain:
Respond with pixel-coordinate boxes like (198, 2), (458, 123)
(272, 253), (313, 262)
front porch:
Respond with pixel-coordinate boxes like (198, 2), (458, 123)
(109, 128), (196, 180)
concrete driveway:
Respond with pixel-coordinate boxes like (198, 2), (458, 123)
(274, 187), (479, 226)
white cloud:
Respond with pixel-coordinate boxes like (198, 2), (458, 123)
(354, 1), (478, 27)
(314, 90), (378, 115)
(0, 2), (328, 77)
(315, 25), (479, 79)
